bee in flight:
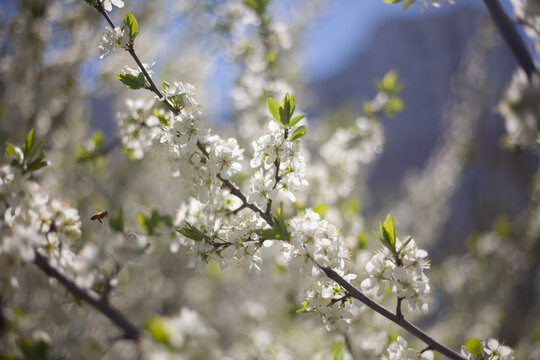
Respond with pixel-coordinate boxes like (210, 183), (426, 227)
(90, 210), (108, 225)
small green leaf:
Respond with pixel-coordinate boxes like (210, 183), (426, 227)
(177, 222), (209, 242)
(377, 70), (403, 94)
(26, 152), (48, 172)
(312, 203), (328, 217)
(5, 142), (17, 158)
(146, 316), (168, 343)
(116, 73), (143, 89)
(109, 209), (124, 232)
(384, 97), (404, 116)
(124, 12), (139, 42)
(464, 338), (483, 355)
(289, 114), (305, 127)
(23, 129), (35, 156)
(290, 125), (307, 141)
(403, 0), (413, 10)
(382, 214), (396, 246)
(137, 72), (146, 87)
(296, 300), (309, 313)
(267, 97), (282, 125)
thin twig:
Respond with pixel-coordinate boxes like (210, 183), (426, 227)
(483, 0), (537, 79)
(33, 251), (141, 341)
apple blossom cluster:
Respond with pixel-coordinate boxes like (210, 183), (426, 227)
(360, 216), (431, 312)
(282, 209), (357, 331)
(461, 338), (514, 360)
(142, 308), (222, 360)
(381, 336), (433, 360)
(498, 69), (540, 151)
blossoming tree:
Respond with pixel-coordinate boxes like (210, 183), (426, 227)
(1, 0), (538, 359)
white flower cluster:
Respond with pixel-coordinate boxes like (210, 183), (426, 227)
(499, 69), (540, 150)
(174, 195), (264, 271)
(318, 116), (384, 200)
(248, 120), (308, 206)
(461, 338), (514, 360)
(116, 98), (162, 159)
(98, 26), (128, 59)
(282, 209), (357, 330)
(0, 165), (87, 291)
(381, 336), (433, 360)
(142, 308), (222, 360)
(361, 237), (431, 312)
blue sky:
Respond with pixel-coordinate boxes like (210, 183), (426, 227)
(300, 0), (485, 81)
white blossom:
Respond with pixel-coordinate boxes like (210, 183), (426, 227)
(102, 0), (124, 12)
(361, 237), (431, 312)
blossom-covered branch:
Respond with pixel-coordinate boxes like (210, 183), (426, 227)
(33, 251), (141, 341)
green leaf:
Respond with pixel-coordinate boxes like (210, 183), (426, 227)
(255, 204), (290, 241)
(109, 209), (124, 232)
(384, 97), (404, 116)
(296, 300), (309, 313)
(5, 142), (19, 159)
(464, 338), (483, 355)
(153, 109), (170, 126)
(137, 72), (147, 86)
(267, 97), (282, 125)
(330, 340), (344, 360)
(26, 152), (48, 172)
(378, 213), (397, 253)
(403, 0), (413, 10)
(116, 73), (143, 89)
(377, 70), (403, 94)
(124, 11), (139, 42)
(177, 222), (210, 242)
(146, 316), (168, 343)
(138, 210), (172, 236)
(290, 125), (307, 141)
(289, 114), (305, 127)
(23, 129), (35, 156)
(312, 203), (328, 217)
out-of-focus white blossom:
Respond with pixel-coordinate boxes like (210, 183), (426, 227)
(142, 308), (222, 360)
(499, 69), (540, 150)
(381, 336), (433, 360)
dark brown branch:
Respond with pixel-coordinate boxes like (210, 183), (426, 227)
(483, 0), (537, 79)
(396, 296), (404, 318)
(34, 251), (141, 341)
(319, 266), (465, 360)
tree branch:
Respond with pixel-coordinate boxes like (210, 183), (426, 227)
(93, 2), (271, 226)
(483, 0), (537, 79)
(319, 266), (465, 360)
(33, 251), (141, 341)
